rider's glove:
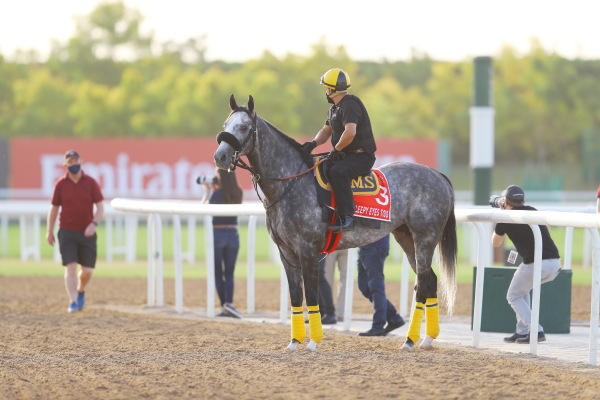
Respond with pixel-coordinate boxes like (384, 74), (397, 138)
(327, 148), (345, 162)
(301, 140), (317, 155)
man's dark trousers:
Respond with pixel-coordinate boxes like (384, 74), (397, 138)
(357, 235), (399, 330)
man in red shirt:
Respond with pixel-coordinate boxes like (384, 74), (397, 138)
(46, 150), (104, 313)
(596, 184), (600, 213)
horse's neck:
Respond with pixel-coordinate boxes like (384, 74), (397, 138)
(248, 119), (310, 199)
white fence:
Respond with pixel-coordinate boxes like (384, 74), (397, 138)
(1, 199), (598, 365)
(0, 200), (146, 262)
(109, 198), (600, 366)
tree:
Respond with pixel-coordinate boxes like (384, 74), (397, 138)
(11, 69), (75, 136)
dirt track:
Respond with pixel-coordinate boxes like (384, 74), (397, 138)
(1, 276), (599, 400)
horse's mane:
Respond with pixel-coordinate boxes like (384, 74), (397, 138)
(229, 106), (315, 168)
(260, 117), (315, 168)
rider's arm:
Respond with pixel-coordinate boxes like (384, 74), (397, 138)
(313, 125), (332, 146)
(334, 123), (357, 151)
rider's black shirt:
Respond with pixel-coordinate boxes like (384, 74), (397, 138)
(325, 94), (376, 154)
(494, 205), (560, 264)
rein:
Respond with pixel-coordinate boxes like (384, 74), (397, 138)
(263, 156), (327, 181)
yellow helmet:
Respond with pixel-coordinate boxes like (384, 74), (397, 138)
(320, 68), (351, 91)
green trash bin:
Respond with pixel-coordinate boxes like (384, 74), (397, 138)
(471, 267), (572, 333)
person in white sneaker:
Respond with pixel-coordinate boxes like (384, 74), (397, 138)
(491, 185), (561, 344)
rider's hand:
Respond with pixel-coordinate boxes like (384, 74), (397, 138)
(327, 148), (345, 162)
(301, 140), (317, 155)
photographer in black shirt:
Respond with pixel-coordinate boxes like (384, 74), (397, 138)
(490, 185), (561, 344)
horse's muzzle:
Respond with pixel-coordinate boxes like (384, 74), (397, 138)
(214, 145), (234, 170)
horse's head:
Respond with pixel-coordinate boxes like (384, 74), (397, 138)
(214, 94), (257, 171)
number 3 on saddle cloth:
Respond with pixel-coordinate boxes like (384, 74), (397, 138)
(314, 156), (392, 253)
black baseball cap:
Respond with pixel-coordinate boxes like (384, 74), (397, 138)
(503, 185), (525, 205)
(64, 150), (80, 160)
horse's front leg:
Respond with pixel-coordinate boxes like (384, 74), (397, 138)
(402, 255), (438, 350)
(302, 254), (323, 352)
(282, 260), (307, 352)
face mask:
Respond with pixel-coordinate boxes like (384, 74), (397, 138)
(325, 91), (335, 104)
(67, 164), (81, 174)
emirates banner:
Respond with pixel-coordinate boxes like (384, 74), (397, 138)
(9, 137), (438, 199)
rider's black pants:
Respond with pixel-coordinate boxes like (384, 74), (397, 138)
(327, 152), (375, 218)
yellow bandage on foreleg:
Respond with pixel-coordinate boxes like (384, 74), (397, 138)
(291, 306), (306, 343)
(425, 298), (440, 339)
(307, 305), (324, 343)
(407, 302), (424, 344)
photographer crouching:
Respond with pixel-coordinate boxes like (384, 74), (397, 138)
(490, 185), (561, 344)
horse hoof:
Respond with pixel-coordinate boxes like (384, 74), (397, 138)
(306, 339), (318, 352)
(419, 335), (434, 349)
(286, 340), (300, 352)
(401, 338), (415, 350)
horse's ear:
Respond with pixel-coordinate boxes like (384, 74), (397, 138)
(248, 95), (254, 114)
(229, 94), (237, 110)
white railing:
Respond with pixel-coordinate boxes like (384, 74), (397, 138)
(3, 198), (598, 364)
(454, 208), (600, 365)
(110, 198), (600, 365)
(111, 198), (265, 318)
(0, 200), (142, 262)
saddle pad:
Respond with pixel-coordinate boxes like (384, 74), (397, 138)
(327, 168), (392, 222)
(315, 156), (380, 196)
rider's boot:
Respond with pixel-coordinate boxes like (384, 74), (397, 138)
(328, 216), (354, 232)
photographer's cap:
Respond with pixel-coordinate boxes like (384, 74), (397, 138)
(503, 185), (525, 205)
(64, 150), (80, 160)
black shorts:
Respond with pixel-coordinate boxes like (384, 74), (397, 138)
(57, 228), (97, 268)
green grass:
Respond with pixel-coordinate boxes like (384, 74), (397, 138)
(1, 221), (594, 285)
(0, 257), (594, 286)
(1, 221), (591, 262)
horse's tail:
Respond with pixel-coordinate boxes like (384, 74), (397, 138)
(438, 173), (458, 315)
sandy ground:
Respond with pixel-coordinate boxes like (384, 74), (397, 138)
(1, 276), (598, 400)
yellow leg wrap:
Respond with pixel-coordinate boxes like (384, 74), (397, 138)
(291, 306), (306, 343)
(425, 298), (440, 339)
(307, 305), (324, 343)
(407, 302), (424, 344)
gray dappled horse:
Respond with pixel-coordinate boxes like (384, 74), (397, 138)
(214, 95), (457, 351)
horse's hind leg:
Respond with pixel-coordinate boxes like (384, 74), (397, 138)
(395, 232), (439, 350)
(392, 228), (423, 349)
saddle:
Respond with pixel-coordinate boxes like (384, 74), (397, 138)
(315, 156), (381, 196)
(313, 156), (392, 253)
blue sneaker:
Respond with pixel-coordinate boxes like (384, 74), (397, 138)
(77, 291), (85, 310)
(68, 302), (79, 313)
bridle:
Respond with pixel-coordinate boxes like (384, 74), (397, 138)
(215, 108), (326, 209)
(216, 107), (258, 174)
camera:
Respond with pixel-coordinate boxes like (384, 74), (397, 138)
(489, 195), (505, 208)
(196, 176), (218, 185)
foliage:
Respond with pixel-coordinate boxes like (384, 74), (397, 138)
(0, 1), (598, 172)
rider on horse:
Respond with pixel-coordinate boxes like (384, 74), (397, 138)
(302, 68), (377, 232)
